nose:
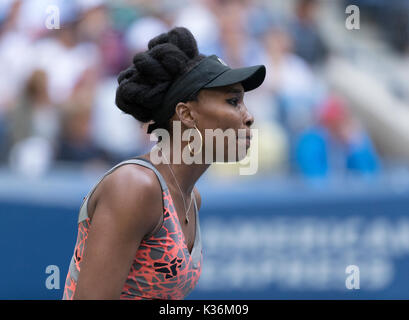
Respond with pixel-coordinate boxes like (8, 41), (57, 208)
(243, 106), (254, 128)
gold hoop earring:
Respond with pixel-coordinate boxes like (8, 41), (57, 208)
(187, 125), (203, 155)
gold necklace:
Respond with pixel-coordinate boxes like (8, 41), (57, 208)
(154, 146), (193, 224)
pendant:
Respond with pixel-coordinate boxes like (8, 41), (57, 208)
(185, 214), (189, 224)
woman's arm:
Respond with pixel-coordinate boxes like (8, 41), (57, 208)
(73, 165), (163, 299)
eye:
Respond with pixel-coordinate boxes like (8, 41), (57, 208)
(227, 98), (239, 107)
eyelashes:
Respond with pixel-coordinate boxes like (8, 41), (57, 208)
(226, 97), (240, 107)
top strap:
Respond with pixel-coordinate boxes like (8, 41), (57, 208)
(78, 158), (169, 223)
(130, 157), (169, 192)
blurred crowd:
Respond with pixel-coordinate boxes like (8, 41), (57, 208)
(0, 0), (395, 179)
(344, 0), (409, 53)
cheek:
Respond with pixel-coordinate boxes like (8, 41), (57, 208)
(202, 105), (242, 131)
(200, 106), (243, 154)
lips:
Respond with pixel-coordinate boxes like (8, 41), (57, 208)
(246, 136), (251, 148)
(237, 135), (251, 148)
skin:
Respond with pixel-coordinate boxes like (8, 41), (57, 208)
(73, 82), (254, 299)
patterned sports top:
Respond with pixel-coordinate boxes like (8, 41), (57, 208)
(62, 158), (203, 300)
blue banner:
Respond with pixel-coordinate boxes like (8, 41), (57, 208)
(1, 171), (409, 299)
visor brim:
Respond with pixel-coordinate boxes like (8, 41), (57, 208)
(203, 65), (266, 92)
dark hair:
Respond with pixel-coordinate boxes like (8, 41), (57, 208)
(115, 27), (206, 132)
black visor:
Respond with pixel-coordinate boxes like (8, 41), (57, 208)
(203, 57), (266, 92)
(147, 55), (266, 134)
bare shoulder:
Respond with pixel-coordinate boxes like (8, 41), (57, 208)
(89, 163), (163, 237)
(103, 163), (161, 196)
(73, 163), (164, 299)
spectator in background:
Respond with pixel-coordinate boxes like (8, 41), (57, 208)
(295, 95), (380, 178)
(32, 4), (101, 106)
(175, 0), (265, 67)
(5, 69), (60, 176)
(380, 0), (409, 54)
(8, 69), (60, 149)
(261, 22), (324, 136)
(0, 0), (19, 163)
(90, 76), (153, 164)
(258, 18), (328, 175)
(212, 0), (265, 67)
(76, 0), (128, 76)
(174, 0), (221, 55)
(0, 0), (388, 179)
(97, 7), (170, 164)
(0, 0), (32, 114)
(55, 62), (111, 166)
(289, 0), (328, 67)
(344, 0), (409, 54)
(56, 99), (110, 167)
(125, 16), (168, 55)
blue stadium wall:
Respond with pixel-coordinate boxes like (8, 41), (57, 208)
(1, 170), (409, 299)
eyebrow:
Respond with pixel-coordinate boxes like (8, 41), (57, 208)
(225, 87), (244, 94)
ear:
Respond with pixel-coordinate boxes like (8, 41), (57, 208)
(174, 101), (196, 128)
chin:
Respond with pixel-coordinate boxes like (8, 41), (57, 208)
(206, 139), (250, 163)
(220, 143), (249, 163)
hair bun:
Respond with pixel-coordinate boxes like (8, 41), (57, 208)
(117, 66), (137, 85)
(115, 27), (204, 128)
(148, 27), (199, 60)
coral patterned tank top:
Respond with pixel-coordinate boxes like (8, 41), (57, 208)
(62, 157), (203, 300)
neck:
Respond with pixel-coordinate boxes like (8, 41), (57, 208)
(147, 140), (211, 196)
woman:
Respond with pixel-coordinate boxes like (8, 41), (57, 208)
(63, 27), (265, 300)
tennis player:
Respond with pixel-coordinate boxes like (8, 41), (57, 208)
(62, 27), (266, 300)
